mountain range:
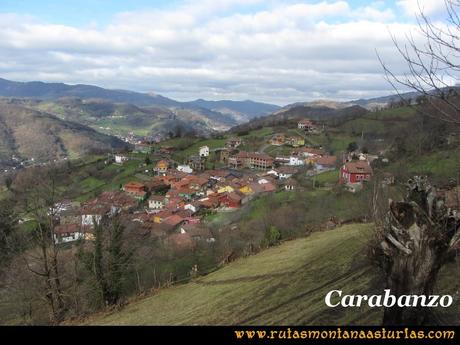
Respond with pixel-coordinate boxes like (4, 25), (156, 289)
(0, 78), (280, 128)
(0, 77), (424, 169)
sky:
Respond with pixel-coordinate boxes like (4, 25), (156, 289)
(0, 0), (453, 105)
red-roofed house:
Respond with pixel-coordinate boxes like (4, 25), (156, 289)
(153, 210), (174, 223)
(53, 224), (93, 244)
(316, 155), (337, 170)
(123, 182), (147, 200)
(340, 160), (373, 184)
(218, 192), (242, 209)
(298, 119), (316, 132)
(163, 214), (186, 228)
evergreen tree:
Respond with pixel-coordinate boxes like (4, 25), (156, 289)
(84, 217), (132, 306)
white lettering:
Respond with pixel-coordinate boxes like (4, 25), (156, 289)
(324, 290), (453, 308)
(325, 290), (342, 307)
(439, 295), (453, 307)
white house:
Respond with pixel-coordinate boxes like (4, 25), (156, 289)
(81, 214), (102, 227)
(148, 195), (165, 210)
(114, 154), (129, 164)
(277, 166), (298, 180)
(284, 178), (298, 191)
(53, 224), (85, 244)
(199, 146), (210, 157)
(184, 203), (199, 214)
(289, 156), (305, 166)
(297, 119), (315, 131)
(177, 164), (193, 174)
(266, 169), (279, 177)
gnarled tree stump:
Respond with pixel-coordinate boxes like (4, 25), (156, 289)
(380, 176), (460, 325)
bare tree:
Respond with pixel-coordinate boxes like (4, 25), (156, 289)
(377, 176), (460, 325)
(379, 0), (460, 123)
(12, 166), (67, 323)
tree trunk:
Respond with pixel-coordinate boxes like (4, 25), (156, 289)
(382, 247), (442, 325)
(379, 176), (460, 325)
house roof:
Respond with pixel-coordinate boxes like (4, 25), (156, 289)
(149, 195), (165, 202)
(55, 223), (80, 235)
(197, 195), (220, 208)
(190, 176), (209, 186)
(227, 192), (243, 202)
(293, 147), (325, 156)
(177, 187), (194, 195)
(154, 210), (174, 219)
(130, 190), (147, 197)
(145, 178), (168, 190)
(234, 151), (274, 161)
(124, 182), (145, 189)
(343, 160), (373, 174)
(163, 215), (185, 227)
(316, 155), (337, 166)
(81, 191), (137, 214)
(285, 178), (299, 186)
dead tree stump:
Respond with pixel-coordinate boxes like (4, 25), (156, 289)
(380, 176), (460, 325)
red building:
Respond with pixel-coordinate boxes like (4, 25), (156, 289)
(339, 160), (373, 184)
(123, 182), (147, 199)
(218, 192), (242, 208)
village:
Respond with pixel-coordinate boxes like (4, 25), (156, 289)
(50, 118), (384, 250)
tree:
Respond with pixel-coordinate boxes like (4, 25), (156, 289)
(379, 0), (460, 124)
(144, 155), (151, 166)
(81, 216), (132, 306)
(12, 166), (67, 323)
(0, 198), (19, 261)
(375, 176), (460, 325)
(265, 226), (281, 247)
(347, 141), (358, 153)
(4, 176), (12, 190)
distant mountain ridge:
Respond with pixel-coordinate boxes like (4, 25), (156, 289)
(275, 89), (443, 113)
(0, 78), (280, 124)
(0, 78), (180, 107)
(184, 99), (280, 120)
(0, 101), (129, 169)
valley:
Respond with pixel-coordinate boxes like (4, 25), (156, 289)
(0, 77), (459, 327)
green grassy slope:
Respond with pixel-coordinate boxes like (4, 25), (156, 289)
(89, 224), (381, 325)
(87, 223), (460, 325)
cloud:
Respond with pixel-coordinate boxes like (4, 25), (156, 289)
(396, 0), (446, 17)
(0, 1), (452, 105)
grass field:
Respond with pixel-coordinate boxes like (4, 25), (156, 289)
(85, 222), (460, 325)
(312, 169), (339, 186)
(88, 224), (381, 325)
